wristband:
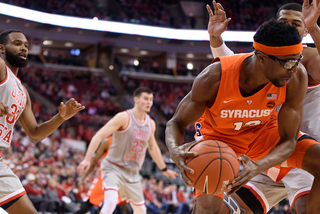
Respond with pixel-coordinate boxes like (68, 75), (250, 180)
(161, 167), (167, 172)
(210, 42), (234, 58)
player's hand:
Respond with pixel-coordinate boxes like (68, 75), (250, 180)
(58, 98), (85, 120)
(77, 160), (90, 175)
(169, 141), (198, 186)
(162, 169), (179, 179)
(303, 0), (320, 30)
(225, 154), (260, 196)
(207, 0), (231, 38)
(0, 102), (13, 117)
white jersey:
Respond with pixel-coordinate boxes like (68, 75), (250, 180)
(0, 66), (26, 148)
(300, 84), (320, 142)
(105, 109), (152, 171)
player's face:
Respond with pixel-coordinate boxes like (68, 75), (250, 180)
(263, 52), (302, 87)
(277, 10), (307, 39)
(136, 92), (153, 113)
(4, 32), (29, 68)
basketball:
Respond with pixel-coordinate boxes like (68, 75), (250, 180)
(185, 140), (239, 195)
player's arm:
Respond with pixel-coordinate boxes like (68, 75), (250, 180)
(80, 138), (110, 183)
(147, 119), (178, 179)
(77, 112), (128, 175)
(18, 89), (84, 142)
(165, 63), (221, 185)
(301, 0), (320, 83)
(227, 64), (308, 195)
(207, 0), (233, 57)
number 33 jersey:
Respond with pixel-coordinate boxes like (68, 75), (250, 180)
(195, 54), (286, 154)
(106, 109), (152, 171)
(0, 66), (26, 148)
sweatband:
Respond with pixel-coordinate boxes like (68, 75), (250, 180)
(210, 42), (235, 58)
(253, 41), (302, 56)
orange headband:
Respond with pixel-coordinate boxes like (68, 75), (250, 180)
(253, 41), (303, 56)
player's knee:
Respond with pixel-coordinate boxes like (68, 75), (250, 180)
(195, 196), (221, 214)
(100, 190), (118, 214)
(130, 203), (147, 214)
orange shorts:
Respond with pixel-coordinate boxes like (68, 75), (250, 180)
(194, 123), (319, 199)
(87, 171), (124, 206)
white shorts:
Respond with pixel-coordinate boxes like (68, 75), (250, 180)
(241, 168), (313, 213)
(0, 159), (26, 207)
(101, 159), (144, 206)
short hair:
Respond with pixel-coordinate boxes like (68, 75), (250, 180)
(133, 87), (153, 97)
(0, 29), (21, 44)
(253, 19), (301, 47)
(276, 3), (302, 18)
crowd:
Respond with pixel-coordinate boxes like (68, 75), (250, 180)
(18, 64), (120, 144)
(0, 0), (306, 30)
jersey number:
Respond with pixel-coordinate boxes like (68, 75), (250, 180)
(195, 123), (202, 137)
(6, 104), (20, 124)
(233, 120), (261, 130)
(131, 140), (144, 152)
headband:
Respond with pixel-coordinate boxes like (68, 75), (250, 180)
(253, 41), (303, 56)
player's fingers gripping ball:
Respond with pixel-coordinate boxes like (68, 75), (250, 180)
(185, 140), (239, 195)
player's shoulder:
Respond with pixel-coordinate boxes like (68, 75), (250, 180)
(194, 62), (221, 87)
(302, 46), (317, 55)
(115, 111), (130, 119)
(191, 63), (221, 102)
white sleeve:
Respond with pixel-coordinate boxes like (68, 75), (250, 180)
(210, 42), (234, 58)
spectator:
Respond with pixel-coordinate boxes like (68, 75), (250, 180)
(24, 173), (55, 214)
(143, 183), (168, 214)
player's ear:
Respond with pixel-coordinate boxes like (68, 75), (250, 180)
(255, 51), (266, 63)
(303, 27), (308, 37)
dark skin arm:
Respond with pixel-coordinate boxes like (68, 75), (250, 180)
(79, 138), (109, 184)
(165, 63), (221, 185)
(18, 89), (85, 142)
(227, 63), (308, 195)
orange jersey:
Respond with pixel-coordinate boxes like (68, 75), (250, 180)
(195, 53), (287, 155)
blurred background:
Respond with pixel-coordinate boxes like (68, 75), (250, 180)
(0, 0), (307, 213)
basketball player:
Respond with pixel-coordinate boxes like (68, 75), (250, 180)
(77, 87), (178, 214)
(207, 1), (320, 213)
(76, 136), (126, 214)
(165, 19), (320, 214)
(0, 29), (85, 214)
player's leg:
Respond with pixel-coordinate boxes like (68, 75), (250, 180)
(292, 195), (308, 214)
(300, 145), (320, 214)
(130, 202), (147, 214)
(4, 195), (37, 214)
(100, 165), (123, 214)
(281, 167), (313, 214)
(100, 190), (119, 214)
(122, 179), (146, 214)
(0, 161), (36, 214)
(286, 134), (320, 213)
(192, 193), (223, 214)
